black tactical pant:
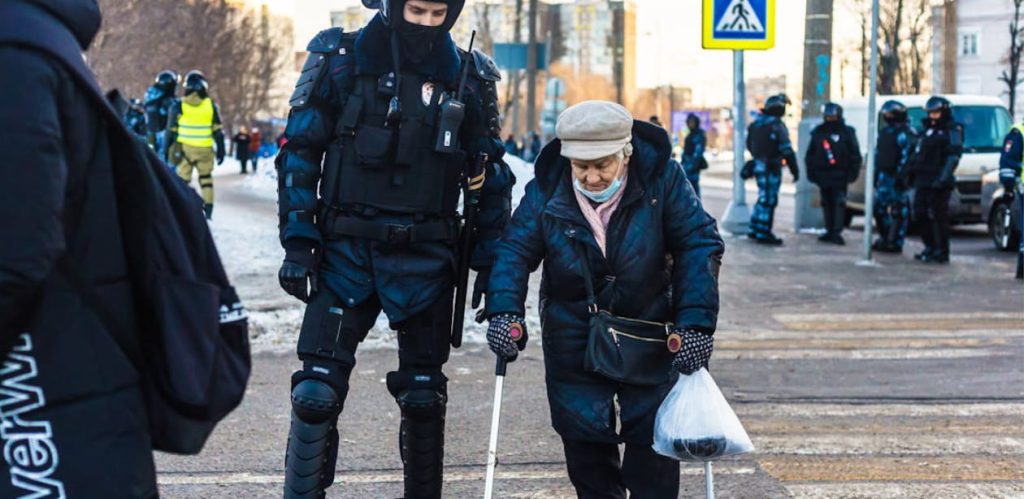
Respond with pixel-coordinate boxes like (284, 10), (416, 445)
(293, 287), (453, 497)
(820, 185), (848, 237)
(562, 439), (680, 499)
(914, 186), (952, 255)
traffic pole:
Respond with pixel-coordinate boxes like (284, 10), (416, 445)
(721, 50), (750, 235)
(861, 0), (880, 261)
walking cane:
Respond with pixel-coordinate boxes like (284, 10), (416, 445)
(483, 323), (523, 499)
(704, 461), (715, 499)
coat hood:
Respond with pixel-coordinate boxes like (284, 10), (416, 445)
(20, 0), (101, 50)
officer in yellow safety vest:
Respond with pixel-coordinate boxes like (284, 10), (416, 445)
(166, 70), (225, 219)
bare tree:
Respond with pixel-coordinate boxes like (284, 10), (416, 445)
(88, 0), (291, 129)
(845, 0), (930, 95)
(1001, 0), (1024, 119)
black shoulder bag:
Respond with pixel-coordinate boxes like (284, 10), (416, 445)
(578, 252), (674, 386)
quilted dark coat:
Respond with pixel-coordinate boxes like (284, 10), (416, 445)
(486, 121), (724, 444)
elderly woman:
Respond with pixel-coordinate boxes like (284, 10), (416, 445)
(485, 101), (724, 498)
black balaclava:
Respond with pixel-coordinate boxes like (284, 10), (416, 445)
(379, 0), (464, 64)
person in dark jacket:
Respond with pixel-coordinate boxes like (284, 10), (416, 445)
(274, 0), (513, 497)
(805, 102), (862, 245)
(232, 126), (252, 174)
(872, 100), (916, 253)
(485, 101), (724, 499)
(746, 94), (799, 245)
(248, 127), (262, 173)
(504, 133), (520, 156)
(124, 97), (148, 140)
(907, 96), (964, 263)
(681, 113), (709, 199)
(144, 69), (179, 159)
(0, 0), (157, 496)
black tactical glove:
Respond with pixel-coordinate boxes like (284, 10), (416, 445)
(278, 250), (318, 302)
(486, 313), (528, 362)
(471, 267), (491, 310)
(670, 328), (714, 375)
(216, 148), (226, 165)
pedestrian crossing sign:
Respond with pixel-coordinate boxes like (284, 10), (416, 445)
(702, 0), (775, 50)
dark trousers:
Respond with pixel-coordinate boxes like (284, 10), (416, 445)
(562, 439), (680, 499)
(914, 186), (952, 255)
(750, 164), (782, 238)
(873, 173), (910, 248)
(819, 185), (848, 237)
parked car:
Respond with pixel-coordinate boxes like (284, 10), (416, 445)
(981, 170), (1022, 251)
(840, 95), (1012, 225)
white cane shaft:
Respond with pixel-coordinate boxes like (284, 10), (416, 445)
(483, 375), (505, 499)
(704, 461), (715, 499)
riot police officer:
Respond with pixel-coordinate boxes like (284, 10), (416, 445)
(747, 93), (799, 245)
(805, 102), (862, 245)
(144, 70), (179, 158)
(123, 97), (148, 140)
(275, 0), (512, 497)
(681, 113), (708, 199)
(907, 96), (964, 264)
(872, 100), (916, 253)
(166, 70), (226, 220)
(998, 115), (1024, 279)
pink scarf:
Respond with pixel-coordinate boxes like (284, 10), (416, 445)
(573, 165), (629, 256)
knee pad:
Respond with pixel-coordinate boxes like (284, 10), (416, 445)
(386, 369), (447, 418)
(291, 378), (342, 423)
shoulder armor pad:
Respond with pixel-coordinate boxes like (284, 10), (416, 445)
(307, 27), (344, 53)
(470, 49), (501, 82)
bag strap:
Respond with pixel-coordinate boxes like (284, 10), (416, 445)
(574, 240), (599, 314)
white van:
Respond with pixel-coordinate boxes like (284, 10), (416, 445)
(839, 94), (1012, 224)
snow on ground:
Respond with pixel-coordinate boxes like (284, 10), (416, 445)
(203, 155), (540, 354)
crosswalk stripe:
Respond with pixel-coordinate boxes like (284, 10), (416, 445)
(785, 482), (1024, 499)
(733, 403), (1024, 418)
(759, 456), (1024, 482)
(715, 347), (1007, 360)
(753, 434), (1024, 456)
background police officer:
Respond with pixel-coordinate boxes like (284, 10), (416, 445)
(275, 0), (512, 497)
(998, 115), (1024, 279)
(907, 96), (964, 264)
(681, 113), (708, 199)
(144, 69), (179, 158)
(166, 70), (226, 220)
(124, 97), (148, 140)
(805, 102), (862, 245)
(747, 93), (799, 245)
(873, 100), (916, 253)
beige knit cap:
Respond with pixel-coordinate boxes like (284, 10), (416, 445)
(555, 100), (634, 161)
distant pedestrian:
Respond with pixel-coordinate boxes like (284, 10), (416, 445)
(681, 113), (709, 199)
(649, 115), (663, 127)
(233, 126), (252, 174)
(504, 133), (519, 156)
(805, 102), (862, 245)
(249, 127), (262, 173)
(527, 132), (542, 162)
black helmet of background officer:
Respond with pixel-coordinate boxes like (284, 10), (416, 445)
(363, 0), (466, 63)
(154, 70), (179, 94)
(880, 100), (908, 124)
(822, 102), (843, 123)
(686, 113), (700, 131)
(762, 93), (791, 117)
(184, 70), (209, 99)
(924, 95), (952, 126)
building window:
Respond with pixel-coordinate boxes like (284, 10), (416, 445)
(958, 29), (980, 57)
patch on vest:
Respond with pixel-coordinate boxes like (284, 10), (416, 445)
(422, 83), (435, 106)
(830, 134), (841, 142)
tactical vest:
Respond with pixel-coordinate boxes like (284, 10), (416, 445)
(875, 125), (904, 174)
(321, 70), (463, 218)
(812, 125), (853, 171)
(177, 97), (215, 148)
(748, 117), (781, 162)
(915, 125), (949, 175)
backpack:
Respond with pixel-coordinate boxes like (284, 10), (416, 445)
(0, 3), (251, 455)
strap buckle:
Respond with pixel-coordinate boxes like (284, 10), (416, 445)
(386, 224), (412, 243)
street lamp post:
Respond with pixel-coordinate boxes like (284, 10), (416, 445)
(862, 0), (881, 261)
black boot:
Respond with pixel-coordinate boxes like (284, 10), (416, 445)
(203, 203), (214, 220)
(388, 371), (447, 499)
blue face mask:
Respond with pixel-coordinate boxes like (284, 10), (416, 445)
(574, 175), (623, 203)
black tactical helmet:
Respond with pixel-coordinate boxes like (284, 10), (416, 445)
(686, 113), (700, 127)
(762, 93), (791, 117)
(184, 70), (208, 97)
(925, 95), (951, 113)
(154, 70), (179, 93)
(880, 100), (908, 124)
(822, 102), (843, 121)
(129, 97), (144, 111)
(363, 0), (465, 32)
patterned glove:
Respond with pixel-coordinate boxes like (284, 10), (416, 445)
(670, 328), (714, 375)
(486, 314), (528, 362)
